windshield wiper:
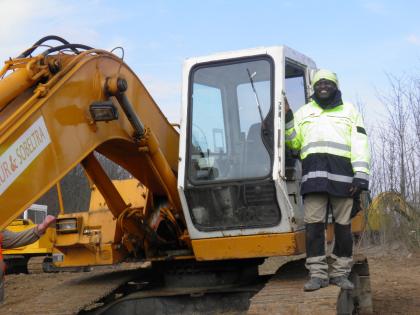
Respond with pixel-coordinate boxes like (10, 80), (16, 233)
(246, 68), (264, 123)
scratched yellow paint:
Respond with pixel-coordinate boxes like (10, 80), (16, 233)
(192, 231), (306, 261)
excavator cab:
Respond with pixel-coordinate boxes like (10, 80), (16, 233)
(178, 47), (317, 260)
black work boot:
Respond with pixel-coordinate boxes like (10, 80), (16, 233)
(330, 276), (354, 290)
(303, 277), (329, 292)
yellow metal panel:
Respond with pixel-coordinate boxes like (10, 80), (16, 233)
(89, 178), (147, 211)
(53, 244), (125, 267)
(54, 211), (126, 267)
(4, 247), (51, 255)
(191, 231), (306, 261)
(54, 208), (121, 247)
(351, 212), (365, 234)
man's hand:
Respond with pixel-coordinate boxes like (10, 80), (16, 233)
(284, 97), (290, 113)
(37, 215), (56, 235)
(350, 193), (362, 218)
(349, 184), (361, 197)
(349, 177), (368, 197)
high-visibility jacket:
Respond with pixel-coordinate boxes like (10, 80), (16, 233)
(285, 99), (370, 197)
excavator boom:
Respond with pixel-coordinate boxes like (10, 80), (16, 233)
(0, 44), (180, 231)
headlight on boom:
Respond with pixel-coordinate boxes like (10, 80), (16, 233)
(56, 218), (78, 234)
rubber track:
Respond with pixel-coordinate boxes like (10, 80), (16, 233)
(27, 256), (45, 274)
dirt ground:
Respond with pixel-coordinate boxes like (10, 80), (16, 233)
(1, 247), (419, 315)
(364, 247), (420, 315)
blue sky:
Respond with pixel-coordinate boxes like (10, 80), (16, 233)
(1, 0), (419, 125)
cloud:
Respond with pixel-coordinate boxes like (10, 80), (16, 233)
(0, 0), (62, 57)
(0, 0), (125, 61)
(361, 1), (388, 15)
(0, 0), (180, 121)
(406, 34), (420, 46)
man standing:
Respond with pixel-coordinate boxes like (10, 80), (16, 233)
(284, 69), (370, 291)
(0, 215), (56, 302)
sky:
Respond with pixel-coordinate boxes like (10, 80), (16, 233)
(0, 0), (419, 126)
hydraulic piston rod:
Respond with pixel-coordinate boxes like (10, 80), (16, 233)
(105, 76), (182, 213)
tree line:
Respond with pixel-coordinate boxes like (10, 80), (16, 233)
(369, 72), (420, 209)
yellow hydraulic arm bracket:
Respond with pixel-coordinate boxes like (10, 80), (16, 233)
(81, 152), (148, 249)
(105, 76), (182, 214)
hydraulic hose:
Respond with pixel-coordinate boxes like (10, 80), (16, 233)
(42, 44), (94, 56)
(18, 35), (78, 58)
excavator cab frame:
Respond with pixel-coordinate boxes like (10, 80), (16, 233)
(178, 46), (317, 260)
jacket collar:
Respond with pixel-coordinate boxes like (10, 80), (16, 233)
(311, 90), (343, 110)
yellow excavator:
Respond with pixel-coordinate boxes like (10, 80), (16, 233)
(2, 204), (55, 273)
(367, 191), (418, 231)
(3, 178), (142, 274)
(0, 36), (372, 314)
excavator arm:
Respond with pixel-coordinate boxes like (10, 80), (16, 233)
(0, 36), (185, 260)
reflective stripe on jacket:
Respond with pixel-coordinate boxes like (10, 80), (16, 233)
(285, 100), (370, 197)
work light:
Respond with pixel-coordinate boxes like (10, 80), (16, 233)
(89, 101), (119, 122)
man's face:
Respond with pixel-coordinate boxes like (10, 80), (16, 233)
(314, 79), (337, 100)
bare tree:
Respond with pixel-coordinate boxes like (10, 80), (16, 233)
(368, 69), (420, 251)
(378, 74), (411, 198)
